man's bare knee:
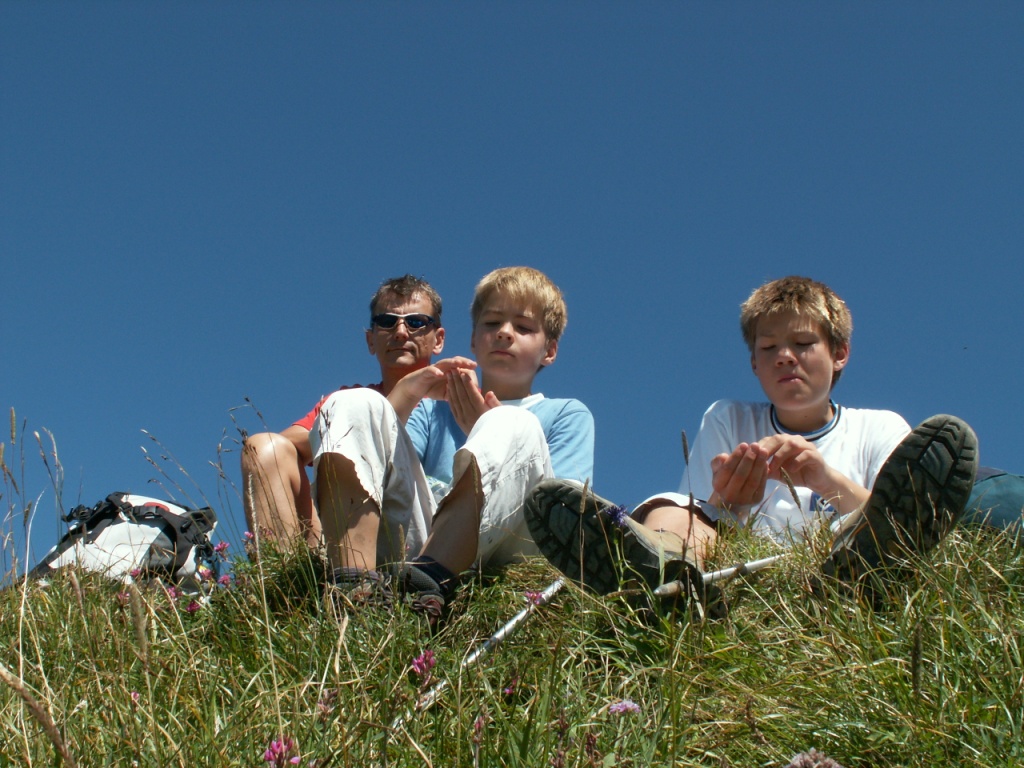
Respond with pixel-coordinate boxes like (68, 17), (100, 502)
(242, 431), (312, 546)
(243, 432), (297, 473)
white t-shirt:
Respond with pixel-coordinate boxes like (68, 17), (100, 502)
(680, 400), (911, 544)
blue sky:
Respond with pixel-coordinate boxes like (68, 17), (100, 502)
(3, 3), (1022, 570)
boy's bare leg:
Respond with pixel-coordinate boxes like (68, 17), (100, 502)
(636, 504), (718, 569)
(315, 452), (381, 572)
(242, 432), (319, 548)
(399, 460), (484, 627)
(418, 459), (484, 574)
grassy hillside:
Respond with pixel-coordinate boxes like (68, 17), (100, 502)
(3, 518), (1023, 767)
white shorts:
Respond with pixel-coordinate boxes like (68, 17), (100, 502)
(311, 390), (551, 567)
(459, 405), (552, 566)
(310, 388), (434, 563)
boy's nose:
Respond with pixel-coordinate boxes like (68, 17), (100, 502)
(775, 346), (796, 364)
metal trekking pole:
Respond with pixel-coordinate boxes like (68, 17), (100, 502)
(653, 553), (789, 597)
(391, 577), (565, 730)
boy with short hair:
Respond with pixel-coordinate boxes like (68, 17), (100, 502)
(314, 266), (593, 619)
(525, 275), (978, 603)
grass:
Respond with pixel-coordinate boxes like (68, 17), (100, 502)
(3, 423), (1024, 766)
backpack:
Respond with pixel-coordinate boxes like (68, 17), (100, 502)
(30, 492), (219, 591)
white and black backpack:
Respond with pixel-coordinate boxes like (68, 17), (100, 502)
(30, 492), (219, 590)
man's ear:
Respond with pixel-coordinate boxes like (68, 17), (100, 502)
(365, 328), (376, 356)
(432, 327), (445, 355)
(540, 338), (558, 368)
(750, 353), (757, 375)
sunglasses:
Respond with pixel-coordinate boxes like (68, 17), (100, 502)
(370, 313), (437, 331)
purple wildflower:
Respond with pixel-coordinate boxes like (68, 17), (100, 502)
(214, 541), (229, 559)
(116, 591), (130, 607)
(502, 676), (519, 696)
(244, 531), (255, 541)
(608, 699), (641, 716)
(129, 568), (142, 579)
(411, 649), (436, 678)
(186, 600), (201, 613)
(264, 737), (301, 766)
(218, 574), (232, 587)
(165, 585), (181, 601)
(607, 505), (631, 528)
(524, 590), (543, 606)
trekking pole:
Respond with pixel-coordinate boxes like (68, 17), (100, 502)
(653, 553), (788, 597)
(391, 577), (565, 730)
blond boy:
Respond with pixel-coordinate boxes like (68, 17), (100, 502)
(314, 267), (594, 619)
(526, 276), (977, 601)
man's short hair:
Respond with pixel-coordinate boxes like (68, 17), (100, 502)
(370, 275), (443, 324)
(740, 275), (853, 383)
(471, 266), (568, 341)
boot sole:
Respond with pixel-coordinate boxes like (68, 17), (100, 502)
(525, 480), (623, 594)
(821, 414), (979, 582)
(525, 479), (691, 595)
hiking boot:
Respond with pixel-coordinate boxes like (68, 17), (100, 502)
(820, 414), (979, 586)
(524, 479), (705, 596)
(324, 567), (394, 616)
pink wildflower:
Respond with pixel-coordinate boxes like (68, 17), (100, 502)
(218, 574), (232, 587)
(130, 691), (141, 706)
(244, 531), (255, 541)
(116, 591), (130, 607)
(186, 600), (201, 613)
(214, 541), (229, 556)
(264, 736), (301, 766)
(412, 649), (436, 678)
(129, 568), (142, 579)
(472, 713), (487, 744)
(524, 590), (543, 605)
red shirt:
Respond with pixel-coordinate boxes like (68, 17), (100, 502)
(291, 382), (385, 431)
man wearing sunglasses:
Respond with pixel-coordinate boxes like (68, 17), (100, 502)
(241, 274), (467, 554)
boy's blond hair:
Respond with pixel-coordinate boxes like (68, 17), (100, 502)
(740, 276), (853, 383)
(471, 267), (568, 341)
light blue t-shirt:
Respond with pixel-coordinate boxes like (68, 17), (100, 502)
(406, 394), (595, 488)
